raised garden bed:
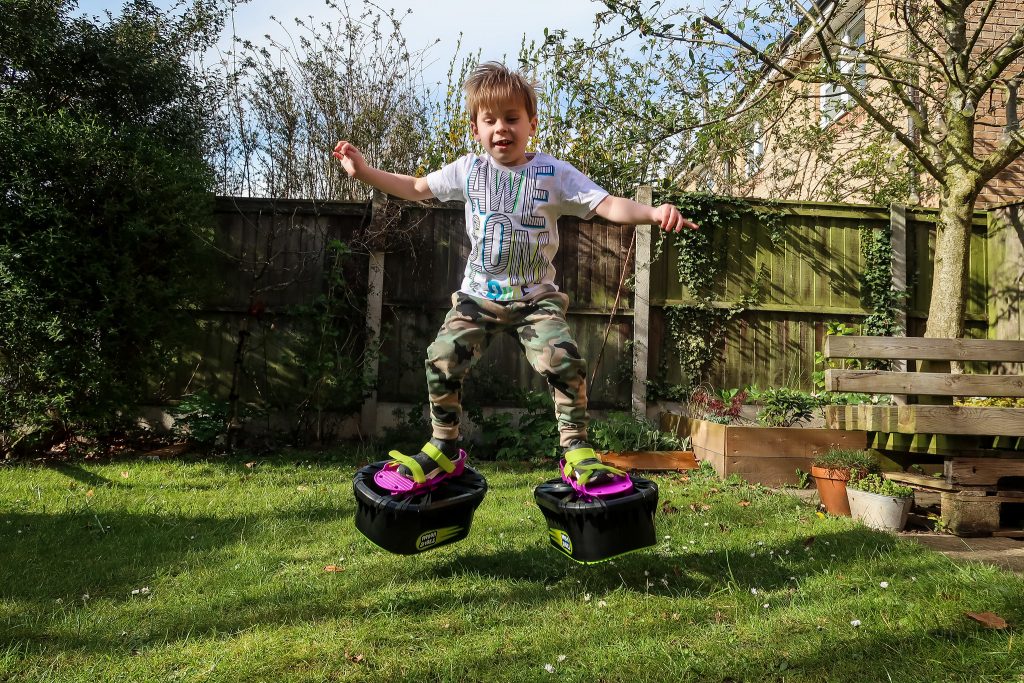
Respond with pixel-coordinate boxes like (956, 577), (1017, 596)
(661, 414), (867, 487)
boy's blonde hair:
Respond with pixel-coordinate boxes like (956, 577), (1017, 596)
(464, 61), (538, 122)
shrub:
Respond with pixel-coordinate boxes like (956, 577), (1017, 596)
(170, 392), (229, 449)
(466, 390), (559, 462)
(0, 1), (225, 455)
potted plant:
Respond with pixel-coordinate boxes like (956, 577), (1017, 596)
(846, 474), (915, 531)
(810, 448), (880, 516)
(589, 412), (696, 471)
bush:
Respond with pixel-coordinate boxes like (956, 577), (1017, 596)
(466, 390), (559, 461)
(170, 392), (229, 449)
(0, 1), (226, 455)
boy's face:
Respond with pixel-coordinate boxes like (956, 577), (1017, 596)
(470, 100), (538, 167)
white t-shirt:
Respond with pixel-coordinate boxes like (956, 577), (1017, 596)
(426, 152), (608, 301)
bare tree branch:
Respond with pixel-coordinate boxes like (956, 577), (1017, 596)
(869, 55), (941, 152)
(901, 0), (961, 87)
(831, 63), (946, 181)
(979, 74), (1024, 181)
(702, 15), (803, 80)
(704, 5), (945, 181)
(969, 22), (1024, 94)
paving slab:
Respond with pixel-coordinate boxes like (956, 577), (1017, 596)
(902, 533), (1024, 573)
(773, 488), (1024, 573)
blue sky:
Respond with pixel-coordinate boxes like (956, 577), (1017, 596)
(73, 0), (605, 87)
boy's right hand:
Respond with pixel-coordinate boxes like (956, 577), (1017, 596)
(332, 140), (364, 178)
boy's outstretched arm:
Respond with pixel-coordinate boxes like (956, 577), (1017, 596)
(332, 140), (434, 201)
(594, 196), (698, 233)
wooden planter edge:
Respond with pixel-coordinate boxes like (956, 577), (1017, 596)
(599, 450), (699, 472)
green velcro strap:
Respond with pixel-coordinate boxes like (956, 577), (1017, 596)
(387, 450), (426, 483)
(421, 442), (455, 473)
(563, 448), (627, 485)
(564, 447), (598, 467)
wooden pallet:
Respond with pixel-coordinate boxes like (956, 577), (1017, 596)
(824, 336), (1024, 537)
(885, 471), (1024, 537)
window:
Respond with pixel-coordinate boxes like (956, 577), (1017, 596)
(820, 10), (865, 126)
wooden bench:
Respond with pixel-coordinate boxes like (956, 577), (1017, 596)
(822, 336), (1024, 536)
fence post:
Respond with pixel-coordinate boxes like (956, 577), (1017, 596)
(361, 191), (387, 437)
(890, 203), (908, 341)
(890, 203), (908, 406)
(632, 186), (653, 418)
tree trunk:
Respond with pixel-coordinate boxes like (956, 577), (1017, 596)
(924, 170), (978, 340)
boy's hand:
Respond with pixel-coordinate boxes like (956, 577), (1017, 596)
(332, 140), (365, 178)
(652, 203), (698, 233)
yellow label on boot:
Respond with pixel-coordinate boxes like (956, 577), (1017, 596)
(548, 528), (573, 555)
(417, 526), (463, 550)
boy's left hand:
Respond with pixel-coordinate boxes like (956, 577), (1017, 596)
(652, 204), (698, 233)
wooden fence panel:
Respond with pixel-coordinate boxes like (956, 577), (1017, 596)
(988, 203), (1024, 341)
(987, 202), (1024, 375)
(647, 200), (990, 394)
(906, 209), (989, 323)
(159, 198), (368, 408)
(169, 196), (1002, 422)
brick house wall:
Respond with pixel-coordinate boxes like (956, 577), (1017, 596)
(735, 0), (1023, 208)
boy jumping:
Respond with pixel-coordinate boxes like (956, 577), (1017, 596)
(333, 62), (696, 493)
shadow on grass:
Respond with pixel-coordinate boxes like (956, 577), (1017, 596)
(0, 511), (257, 598)
(429, 527), (907, 597)
(46, 462), (120, 489)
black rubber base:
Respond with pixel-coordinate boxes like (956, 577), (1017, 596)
(352, 461), (488, 555)
(533, 476), (659, 564)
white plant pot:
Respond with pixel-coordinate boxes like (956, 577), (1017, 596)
(847, 488), (912, 531)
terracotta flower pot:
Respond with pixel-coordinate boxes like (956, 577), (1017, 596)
(811, 465), (852, 516)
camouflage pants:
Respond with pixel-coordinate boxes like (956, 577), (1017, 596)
(426, 291), (588, 447)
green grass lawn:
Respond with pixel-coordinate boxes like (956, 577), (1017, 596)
(1, 450), (1022, 682)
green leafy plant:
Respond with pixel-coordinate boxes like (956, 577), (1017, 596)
(959, 397), (1024, 408)
(170, 392), (229, 449)
(794, 468), (812, 489)
(466, 390), (559, 462)
(756, 388), (820, 427)
(848, 473), (913, 498)
(860, 225), (904, 339)
(589, 412), (690, 452)
(928, 512), (950, 533)
(812, 448), (880, 477)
